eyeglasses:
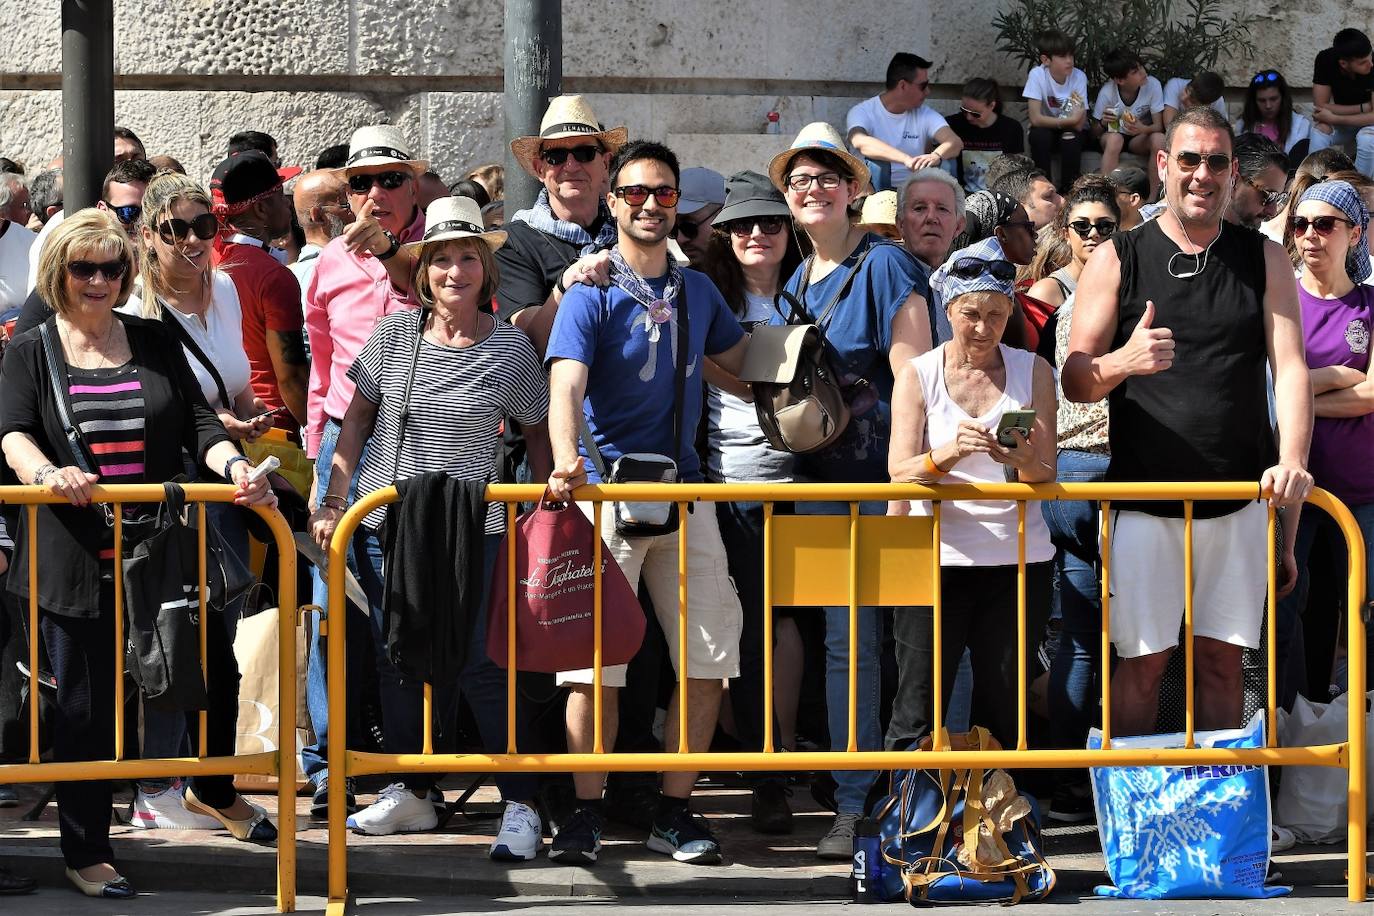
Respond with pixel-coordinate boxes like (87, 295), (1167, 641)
(948, 256), (1018, 282)
(1252, 70), (1281, 85)
(1068, 218), (1117, 239)
(539, 145), (601, 167)
(912, 81), (931, 91)
(1174, 151), (1232, 173)
(723, 216), (788, 237)
(1291, 214), (1355, 236)
(786, 172), (844, 192)
(103, 201), (142, 225)
(613, 184), (681, 207)
(1242, 175), (1290, 211)
(157, 213), (220, 244)
(347, 170), (410, 194)
(67, 258), (128, 282)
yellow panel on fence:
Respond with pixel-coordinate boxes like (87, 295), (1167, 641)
(769, 515), (935, 606)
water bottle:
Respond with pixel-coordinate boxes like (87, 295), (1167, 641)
(766, 110), (782, 135)
(852, 816), (883, 902)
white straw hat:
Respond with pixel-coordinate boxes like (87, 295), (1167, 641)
(767, 122), (871, 193)
(339, 125), (429, 175)
(402, 196), (506, 252)
(510, 95), (628, 178)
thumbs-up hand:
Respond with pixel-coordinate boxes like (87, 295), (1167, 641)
(1121, 299), (1174, 375)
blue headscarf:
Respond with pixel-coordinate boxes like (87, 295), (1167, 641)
(929, 236), (1016, 306)
(1298, 179), (1372, 283)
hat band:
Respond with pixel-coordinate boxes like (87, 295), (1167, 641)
(347, 145), (413, 166)
(213, 181), (283, 218)
(425, 219), (484, 239)
(540, 122), (599, 138)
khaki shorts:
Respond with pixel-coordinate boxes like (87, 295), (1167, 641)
(557, 501), (742, 687)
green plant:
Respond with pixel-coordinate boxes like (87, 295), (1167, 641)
(993, 0), (1255, 90)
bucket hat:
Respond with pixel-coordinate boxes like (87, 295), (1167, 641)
(712, 170), (792, 226)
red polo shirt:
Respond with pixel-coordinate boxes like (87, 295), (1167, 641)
(219, 239), (304, 427)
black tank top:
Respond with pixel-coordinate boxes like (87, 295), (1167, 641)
(1108, 217), (1277, 518)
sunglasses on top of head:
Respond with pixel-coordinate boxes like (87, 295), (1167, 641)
(613, 185), (681, 207)
(157, 213), (220, 244)
(347, 170), (410, 194)
(68, 258), (129, 282)
(1068, 218), (1117, 239)
(1291, 214), (1355, 236)
(1252, 70), (1281, 85)
(949, 256), (1018, 282)
(540, 145), (602, 167)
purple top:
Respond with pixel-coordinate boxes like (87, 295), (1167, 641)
(1302, 282), (1374, 506)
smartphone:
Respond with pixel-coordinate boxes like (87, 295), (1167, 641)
(248, 405), (289, 424)
(995, 409), (1036, 447)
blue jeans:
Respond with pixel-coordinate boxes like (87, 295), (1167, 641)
(1276, 500), (1374, 710)
(1042, 449), (1109, 752)
(1309, 123), (1374, 177)
(795, 499), (885, 815)
(355, 528), (536, 801)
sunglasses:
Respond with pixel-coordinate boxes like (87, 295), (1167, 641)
(103, 201), (142, 225)
(540, 144), (601, 167)
(1174, 151), (1232, 173)
(68, 258), (128, 282)
(723, 216), (788, 237)
(786, 172), (843, 192)
(613, 184), (680, 207)
(347, 170), (410, 194)
(960, 105), (988, 117)
(949, 256), (1018, 282)
(1291, 214), (1355, 236)
(1252, 70), (1281, 85)
(1001, 219), (1036, 234)
(157, 213), (220, 244)
(1068, 218), (1117, 239)
(1242, 175), (1290, 211)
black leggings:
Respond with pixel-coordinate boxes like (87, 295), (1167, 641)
(1028, 127), (1087, 192)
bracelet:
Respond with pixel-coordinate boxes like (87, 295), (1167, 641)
(321, 493), (348, 511)
(919, 451), (950, 477)
(223, 454), (251, 480)
(376, 231), (400, 262)
(555, 271), (569, 295)
(32, 464), (56, 486)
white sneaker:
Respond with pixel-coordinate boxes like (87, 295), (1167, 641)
(489, 801), (542, 861)
(130, 780), (222, 830)
(346, 783), (439, 835)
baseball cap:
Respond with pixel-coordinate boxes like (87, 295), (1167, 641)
(1108, 166), (1150, 200)
(678, 167), (726, 215)
(210, 150), (302, 216)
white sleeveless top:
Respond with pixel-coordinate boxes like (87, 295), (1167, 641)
(908, 343), (1054, 567)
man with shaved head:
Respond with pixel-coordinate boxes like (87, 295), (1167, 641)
(290, 169), (355, 358)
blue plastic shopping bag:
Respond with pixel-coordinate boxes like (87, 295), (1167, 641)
(1088, 711), (1288, 899)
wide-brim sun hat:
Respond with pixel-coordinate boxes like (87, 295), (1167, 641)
(402, 196), (506, 253)
(510, 95), (629, 178)
(713, 170), (791, 225)
(337, 125), (429, 176)
(767, 122), (872, 194)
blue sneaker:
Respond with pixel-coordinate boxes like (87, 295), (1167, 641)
(647, 807), (722, 864)
(548, 806), (604, 864)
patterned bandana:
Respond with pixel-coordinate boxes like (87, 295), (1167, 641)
(609, 246), (684, 344)
(511, 188), (618, 255)
(1299, 179), (1372, 284)
(928, 237), (1014, 305)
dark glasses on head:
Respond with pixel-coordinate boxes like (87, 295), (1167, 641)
(786, 172), (843, 192)
(157, 213), (219, 244)
(1291, 215), (1355, 236)
(68, 258), (128, 282)
(613, 184), (680, 207)
(723, 216), (787, 237)
(1252, 70), (1280, 85)
(103, 201), (141, 225)
(1174, 151), (1232, 173)
(347, 170), (410, 194)
(1068, 218), (1117, 239)
(949, 256), (1017, 282)
(540, 145), (601, 167)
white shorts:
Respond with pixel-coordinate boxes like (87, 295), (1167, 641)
(1108, 501), (1268, 658)
(557, 500), (743, 687)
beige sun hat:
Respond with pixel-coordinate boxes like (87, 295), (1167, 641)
(338, 125), (429, 175)
(858, 189), (898, 230)
(510, 95), (629, 178)
(767, 121), (872, 193)
(402, 196), (506, 253)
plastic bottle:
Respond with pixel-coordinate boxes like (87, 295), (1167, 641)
(852, 816), (883, 902)
(766, 110), (782, 135)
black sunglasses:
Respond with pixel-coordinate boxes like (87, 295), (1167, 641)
(68, 258), (128, 282)
(949, 256), (1018, 282)
(1252, 70), (1280, 85)
(103, 201), (142, 225)
(1068, 218), (1117, 239)
(1291, 214), (1355, 236)
(1001, 219), (1036, 234)
(723, 216), (787, 237)
(1175, 151), (1232, 173)
(347, 170), (410, 194)
(157, 213), (220, 243)
(613, 184), (681, 207)
(540, 145), (601, 167)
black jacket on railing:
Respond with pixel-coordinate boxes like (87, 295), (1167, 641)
(0, 310), (230, 618)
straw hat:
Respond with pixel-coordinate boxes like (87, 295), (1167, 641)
(401, 196), (506, 253)
(858, 190), (898, 231)
(338, 125), (428, 175)
(510, 95), (628, 178)
(767, 122), (871, 193)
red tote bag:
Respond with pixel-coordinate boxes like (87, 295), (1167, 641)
(487, 495), (646, 673)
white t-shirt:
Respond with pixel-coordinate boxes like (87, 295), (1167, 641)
(845, 95), (951, 189)
(1163, 77), (1229, 119)
(26, 208), (64, 293)
(1022, 64), (1089, 120)
(1093, 75), (1166, 131)
(119, 271), (253, 412)
(0, 221), (36, 311)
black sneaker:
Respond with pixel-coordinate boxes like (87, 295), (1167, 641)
(816, 812), (861, 860)
(548, 806), (604, 864)
(647, 807), (722, 864)
(750, 778), (794, 834)
(310, 777), (358, 821)
(1047, 780), (1094, 824)
(604, 775), (659, 831)
(0, 785), (18, 809)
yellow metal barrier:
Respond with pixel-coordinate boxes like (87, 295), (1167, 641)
(0, 484), (298, 912)
(324, 482), (1368, 913)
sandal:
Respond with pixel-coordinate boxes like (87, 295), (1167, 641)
(183, 787), (278, 843)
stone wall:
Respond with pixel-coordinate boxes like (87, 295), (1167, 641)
(0, 1), (1370, 186)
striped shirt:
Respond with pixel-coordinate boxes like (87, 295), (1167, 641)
(68, 362), (146, 560)
(348, 310), (549, 533)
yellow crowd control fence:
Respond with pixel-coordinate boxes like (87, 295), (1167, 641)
(0, 484), (298, 912)
(325, 482), (1368, 913)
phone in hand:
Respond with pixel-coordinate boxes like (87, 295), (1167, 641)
(995, 409), (1036, 447)
(247, 405), (289, 425)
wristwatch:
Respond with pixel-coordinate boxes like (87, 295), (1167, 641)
(223, 454), (251, 480)
(377, 230), (400, 262)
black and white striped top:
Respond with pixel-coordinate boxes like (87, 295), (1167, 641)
(348, 309), (548, 533)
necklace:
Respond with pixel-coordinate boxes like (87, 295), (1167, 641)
(58, 317), (118, 371)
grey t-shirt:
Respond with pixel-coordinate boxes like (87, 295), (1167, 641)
(705, 292), (796, 483)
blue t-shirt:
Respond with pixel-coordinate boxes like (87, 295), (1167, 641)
(547, 267), (745, 482)
(772, 235), (922, 482)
